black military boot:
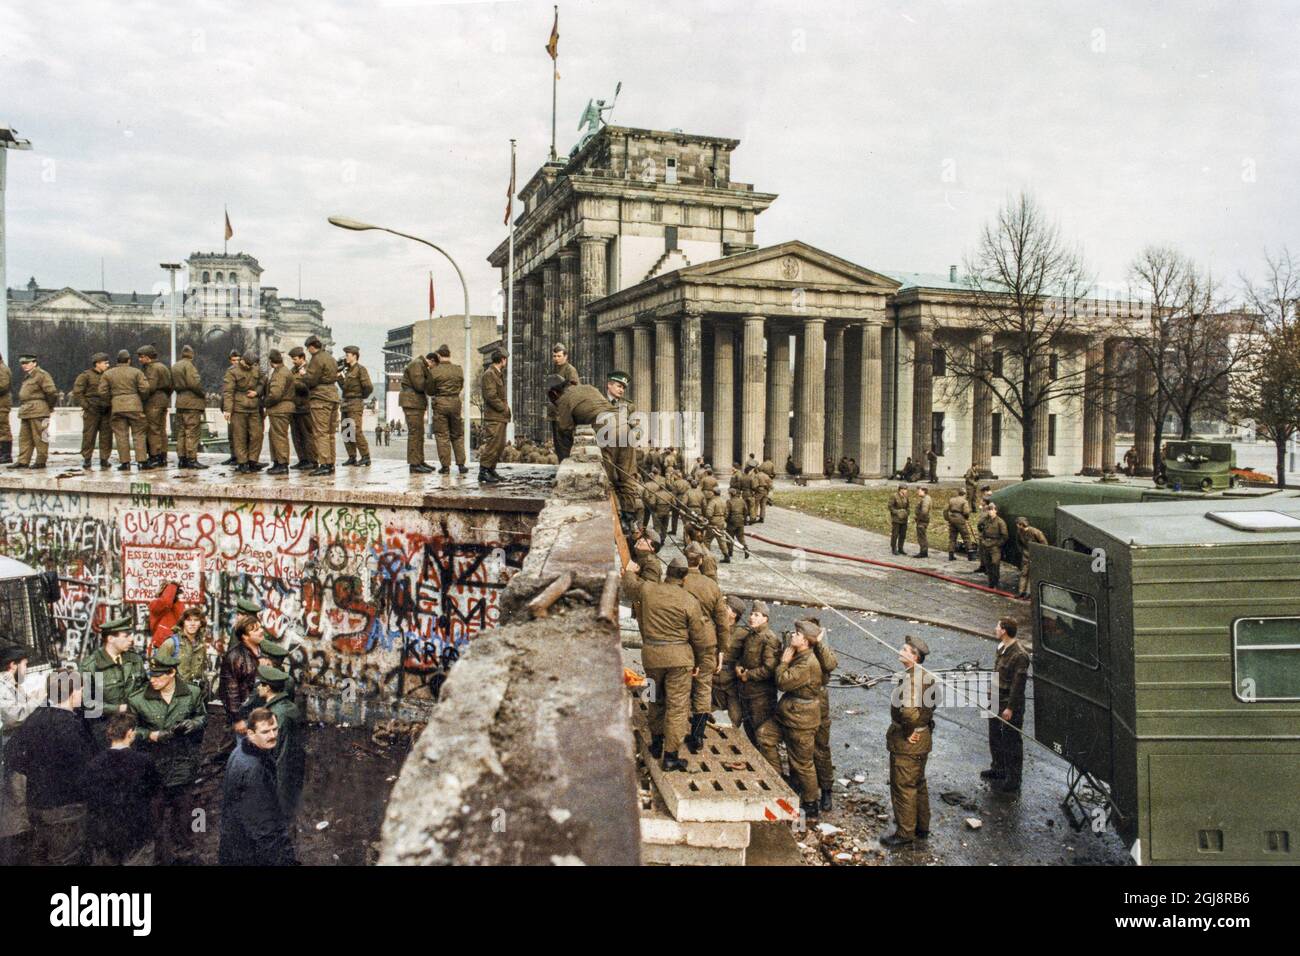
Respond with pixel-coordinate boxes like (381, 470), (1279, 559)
(267, 463), (289, 475)
(359, 456), (371, 466)
(479, 468), (501, 484)
(438, 465), (451, 474)
(247, 461), (265, 471)
(948, 551), (955, 561)
(979, 768), (1005, 781)
(661, 751), (687, 773)
(820, 788), (833, 812)
(99, 459), (111, 468)
(138, 459), (156, 471)
(648, 735), (663, 759)
(341, 456), (358, 466)
(685, 714), (707, 754)
(82, 458), (92, 469)
(458, 464), (470, 474)
(801, 800), (821, 820)
(0, 441), (11, 464)
(309, 464), (335, 477)
(292, 460), (313, 470)
(117, 462), (133, 471)
(190, 458), (209, 470)
(221, 454), (238, 465)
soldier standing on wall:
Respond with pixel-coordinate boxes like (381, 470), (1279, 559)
(399, 351), (436, 474)
(548, 344), (581, 461)
(72, 352), (113, 470)
(100, 350), (152, 471)
(12, 353), (57, 470)
(219, 349), (241, 466)
(288, 347), (315, 471)
(263, 349), (296, 476)
(137, 345), (173, 469)
(337, 345), (372, 467)
(171, 345), (208, 470)
(226, 350), (265, 473)
(303, 335), (340, 476)
(428, 344), (468, 475)
(0, 352), (12, 464)
(478, 350), (510, 484)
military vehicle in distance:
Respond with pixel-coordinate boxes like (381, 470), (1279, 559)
(1029, 494), (1300, 864)
(1155, 439), (1236, 491)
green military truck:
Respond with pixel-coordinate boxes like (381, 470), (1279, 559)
(1029, 494), (1300, 864)
(1155, 439), (1237, 491)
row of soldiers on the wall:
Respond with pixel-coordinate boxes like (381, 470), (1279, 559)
(0, 591), (308, 866)
(888, 466), (1047, 597)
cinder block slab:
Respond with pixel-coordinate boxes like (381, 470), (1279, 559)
(641, 841), (746, 866)
(641, 805), (751, 850)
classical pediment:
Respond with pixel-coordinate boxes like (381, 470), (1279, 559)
(678, 241), (903, 293)
(29, 288), (110, 312)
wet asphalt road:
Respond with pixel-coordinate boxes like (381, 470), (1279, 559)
(762, 603), (1132, 866)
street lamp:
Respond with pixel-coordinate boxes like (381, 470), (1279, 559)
(328, 216), (473, 462)
(161, 262), (183, 409)
(0, 125), (34, 366)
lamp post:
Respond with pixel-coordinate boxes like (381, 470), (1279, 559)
(329, 216), (473, 462)
(0, 125), (34, 367)
(161, 262), (182, 409)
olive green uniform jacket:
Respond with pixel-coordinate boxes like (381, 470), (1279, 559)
(128, 680), (208, 787)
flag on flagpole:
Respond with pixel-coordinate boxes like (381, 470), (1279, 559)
(428, 272), (436, 317)
(224, 208), (233, 241)
(504, 150), (517, 226)
(545, 9), (559, 62)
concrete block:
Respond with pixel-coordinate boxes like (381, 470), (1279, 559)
(641, 806), (750, 850)
(641, 841), (746, 866)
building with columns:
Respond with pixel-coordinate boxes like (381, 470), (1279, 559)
(489, 125), (1138, 478)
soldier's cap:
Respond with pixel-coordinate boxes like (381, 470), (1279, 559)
(117, 350), (132, 363)
(636, 526), (661, 546)
(304, 335), (323, 349)
(180, 345), (194, 357)
(905, 635), (930, 658)
(666, 555), (689, 577)
(490, 349), (507, 364)
(89, 352), (110, 365)
(544, 373), (570, 393)
(234, 597), (263, 615)
(343, 345), (360, 355)
(1016, 516), (1028, 525)
(136, 345), (157, 358)
(98, 615), (134, 636)
(436, 343), (451, 357)
(260, 639), (289, 659)
(0, 644), (29, 666)
(794, 619), (822, 639)
(729, 485), (740, 494)
(257, 664), (289, 684)
(18, 353), (36, 363)
(149, 648), (180, 674)
(552, 343), (567, 354)
(750, 600), (770, 618)
(606, 370), (630, 387)
(268, 348), (283, 364)
(725, 595), (747, 617)
(229, 349), (241, 358)
(288, 346), (306, 358)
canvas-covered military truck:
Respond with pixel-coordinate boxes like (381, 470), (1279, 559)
(1155, 439), (1237, 491)
(1029, 494), (1300, 865)
(0, 556), (59, 672)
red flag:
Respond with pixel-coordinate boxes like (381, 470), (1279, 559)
(545, 8), (558, 60)
(504, 150), (516, 226)
(428, 272), (435, 316)
(224, 208), (233, 240)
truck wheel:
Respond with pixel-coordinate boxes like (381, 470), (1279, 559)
(1200, 477), (1213, 491)
(1153, 474), (1167, 487)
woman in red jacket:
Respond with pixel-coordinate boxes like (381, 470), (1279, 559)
(148, 581), (187, 650)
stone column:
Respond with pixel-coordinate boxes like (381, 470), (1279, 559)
(741, 315), (766, 464)
(713, 323), (735, 471)
(1101, 338), (1118, 473)
(765, 326), (791, 464)
(1081, 338), (1104, 475)
(824, 324), (845, 468)
(797, 319), (826, 476)
(654, 317), (677, 448)
(524, 273), (544, 438)
(632, 322), (654, 418)
(792, 329), (806, 469)
(680, 312), (703, 463)
(972, 334), (994, 477)
(911, 325), (933, 465)
(578, 237), (607, 383)
(508, 277), (525, 422)
(1134, 347), (1156, 476)
(558, 248), (579, 374)
(857, 322), (883, 477)
(1030, 351), (1052, 477)
(613, 328), (632, 376)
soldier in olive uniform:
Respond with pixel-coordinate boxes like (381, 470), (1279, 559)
(730, 465), (753, 524)
(704, 487), (729, 560)
(256, 665), (306, 819)
(0, 353), (11, 463)
(888, 485), (911, 555)
(548, 343), (581, 460)
(79, 616), (147, 747)
(808, 620), (839, 811)
(713, 595), (748, 727)
(682, 548), (728, 752)
(725, 486), (750, 558)
(72, 352), (113, 469)
(478, 350), (510, 483)
(137, 345), (173, 467)
(428, 344), (467, 474)
(399, 352), (435, 473)
(11, 353), (57, 469)
(881, 636), (935, 847)
(913, 487), (932, 558)
(978, 503), (1009, 589)
(945, 489), (974, 561)
(549, 373), (640, 528)
(263, 349), (296, 475)
(622, 555), (707, 772)
(755, 619), (825, 818)
(128, 647), (208, 864)
(288, 347), (315, 470)
(219, 349), (241, 465)
(752, 467), (772, 523)
(337, 345), (372, 466)
(735, 600), (780, 746)
(100, 350), (152, 470)
(985, 618), (1030, 793)
(303, 335), (340, 475)
(964, 465), (980, 509)
(225, 349), (265, 472)
(171, 345), (209, 469)
(1015, 516), (1048, 598)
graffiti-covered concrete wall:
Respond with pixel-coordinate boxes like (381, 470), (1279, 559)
(0, 473), (544, 724)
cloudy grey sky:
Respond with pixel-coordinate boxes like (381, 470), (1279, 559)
(2, 0), (1295, 364)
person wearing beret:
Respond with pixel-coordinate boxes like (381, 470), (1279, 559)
(78, 616), (147, 747)
(337, 345), (372, 468)
(127, 647), (208, 864)
(882, 636), (936, 847)
(71, 352), (114, 469)
(11, 353), (58, 470)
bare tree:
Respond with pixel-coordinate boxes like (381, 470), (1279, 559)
(944, 192), (1098, 481)
(1125, 246), (1254, 474)
(1236, 248), (1300, 487)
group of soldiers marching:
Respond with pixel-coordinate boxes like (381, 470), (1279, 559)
(637, 454), (775, 564)
(888, 465), (1047, 597)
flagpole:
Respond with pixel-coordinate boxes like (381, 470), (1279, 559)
(224, 206), (227, 255)
(549, 5), (558, 161)
(506, 138), (516, 443)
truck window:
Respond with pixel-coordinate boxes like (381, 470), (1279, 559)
(1233, 617), (1300, 702)
(1038, 583), (1099, 668)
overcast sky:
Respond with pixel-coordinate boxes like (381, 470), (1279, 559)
(3, 0), (1296, 364)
